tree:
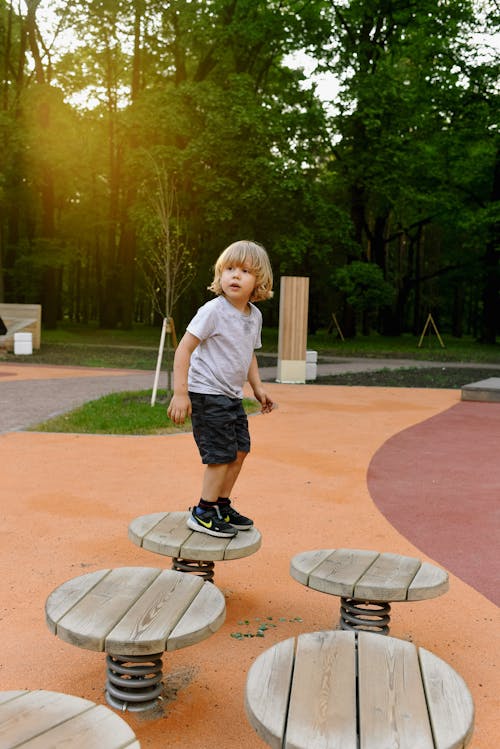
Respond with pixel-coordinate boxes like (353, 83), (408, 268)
(333, 260), (394, 334)
(136, 160), (195, 389)
(316, 0), (498, 338)
(139, 162), (194, 323)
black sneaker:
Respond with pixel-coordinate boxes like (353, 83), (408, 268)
(187, 505), (238, 538)
(219, 502), (254, 530)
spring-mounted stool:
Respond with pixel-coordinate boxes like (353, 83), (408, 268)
(45, 567), (227, 715)
(128, 511), (262, 584)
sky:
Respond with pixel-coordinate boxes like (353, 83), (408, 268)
(23, 0), (500, 110)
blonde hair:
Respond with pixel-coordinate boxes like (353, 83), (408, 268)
(208, 240), (273, 302)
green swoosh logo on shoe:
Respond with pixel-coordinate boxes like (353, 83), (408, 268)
(197, 517), (213, 529)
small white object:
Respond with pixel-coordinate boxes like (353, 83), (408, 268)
(276, 359), (307, 384)
(306, 363), (317, 380)
(14, 332), (32, 355)
(306, 350), (317, 380)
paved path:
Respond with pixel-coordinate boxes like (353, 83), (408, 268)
(0, 366), (158, 432)
(1, 357), (498, 433)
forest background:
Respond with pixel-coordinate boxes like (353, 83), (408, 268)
(0, 0), (499, 344)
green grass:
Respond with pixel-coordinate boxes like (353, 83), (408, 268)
(3, 321), (498, 369)
(28, 391), (262, 435)
(300, 330), (500, 363)
(13, 343), (166, 369)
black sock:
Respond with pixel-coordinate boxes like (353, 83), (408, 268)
(197, 498), (214, 511)
(217, 497), (230, 506)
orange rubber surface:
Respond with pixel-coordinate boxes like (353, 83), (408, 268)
(0, 365), (498, 748)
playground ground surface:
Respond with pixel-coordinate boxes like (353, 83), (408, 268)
(0, 361), (498, 749)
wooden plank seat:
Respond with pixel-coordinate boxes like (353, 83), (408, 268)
(0, 690), (140, 748)
(245, 630), (474, 749)
(129, 511), (262, 582)
(45, 567), (225, 712)
(0, 303), (41, 350)
(290, 549), (449, 634)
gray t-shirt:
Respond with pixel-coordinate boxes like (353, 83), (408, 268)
(187, 295), (262, 398)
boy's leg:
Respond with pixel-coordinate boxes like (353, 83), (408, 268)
(188, 462), (237, 537)
(194, 452), (252, 532)
(219, 451), (248, 498)
(216, 450), (253, 529)
(188, 393), (252, 535)
(201, 462), (235, 503)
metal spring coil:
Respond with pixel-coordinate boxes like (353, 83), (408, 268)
(340, 598), (391, 635)
(106, 653), (163, 711)
(172, 557), (215, 581)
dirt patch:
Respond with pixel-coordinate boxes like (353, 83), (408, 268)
(314, 366), (499, 388)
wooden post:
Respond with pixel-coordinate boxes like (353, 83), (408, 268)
(329, 312), (345, 341)
(151, 317), (178, 406)
(418, 313), (445, 348)
(276, 276), (309, 383)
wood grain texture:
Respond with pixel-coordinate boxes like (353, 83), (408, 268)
(419, 647), (475, 749)
(358, 632), (435, 749)
(407, 562), (449, 601)
(245, 637), (295, 749)
(0, 303), (42, 348)
(0, 690), (139, 748)
(135, 512), (193, 557)
(127, 512), (169, 546)
(309, 549), (379, 597)
(129, 512), (261, 561)
(277, 277), (309, 361)
(105, 570), (204, 655)
(46, 567), (225, 656)
(285, 631), (357, 749)
(289, 549), (336, 585)
(222, 527), (262, 560)
(167, 582), (226, 651)
(353, 552), (421, 601)
(244, 632), (474, 749)
(45, 569), (110, 634)
(51, 567), (161, 651)
(290, 549), (448, 605)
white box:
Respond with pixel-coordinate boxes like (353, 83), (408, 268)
(306, 363), (317, 380)
(306, 350), (317, 380)
(276, 359), (306, 384)
(14, 332), (33, 355)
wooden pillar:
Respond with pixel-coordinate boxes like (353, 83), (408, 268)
(276, 276), (309, 383)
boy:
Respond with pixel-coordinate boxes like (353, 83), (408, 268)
(167, 240), (274, 537)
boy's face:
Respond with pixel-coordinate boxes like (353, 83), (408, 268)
(220, 263), (257, 308)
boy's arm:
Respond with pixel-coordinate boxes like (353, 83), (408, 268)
(167, 332), (200, 424)
(247, 353), (274, 414)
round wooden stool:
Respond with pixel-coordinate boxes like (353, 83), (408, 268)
(245, 630), (474, 749)
(45, 567), (225, 712)
(0, 689), (140, 747)
(129, 511), (262, 582)
(290, 548), (449, 634)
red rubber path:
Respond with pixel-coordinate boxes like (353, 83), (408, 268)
(368, 401), (500, 605)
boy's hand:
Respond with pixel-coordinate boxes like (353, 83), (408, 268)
(254, 387), (274, 414)
(167, 394), (192, 425)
